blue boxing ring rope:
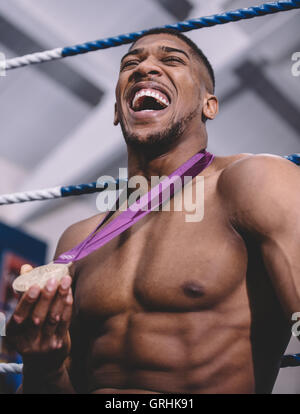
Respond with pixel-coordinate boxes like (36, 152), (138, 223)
(0, 179), (128, 205)
(1, 0), (300, 71)
(0, 0), (299, 377)
(0, 155), (299, 206)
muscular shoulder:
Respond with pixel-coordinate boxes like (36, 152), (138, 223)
(217, 153), (300, 233)
(54, 213), (106, 259)
(218, 153), (299, 195)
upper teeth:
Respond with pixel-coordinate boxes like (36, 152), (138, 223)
(132, 89), (169, 108)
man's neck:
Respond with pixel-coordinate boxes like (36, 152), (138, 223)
(127, 132), (210, 182)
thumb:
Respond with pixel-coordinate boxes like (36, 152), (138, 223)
(20, 264), (33, 275)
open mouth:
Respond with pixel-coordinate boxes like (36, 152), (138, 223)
(130, 88), (170, 112)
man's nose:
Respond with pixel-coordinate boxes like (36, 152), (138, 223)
(130, 58), (162, 79)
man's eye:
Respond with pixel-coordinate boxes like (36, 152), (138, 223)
(121, 60), (139, 70)
(163, 56), (184, 64)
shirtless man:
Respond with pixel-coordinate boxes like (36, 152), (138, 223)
(6, 28), (300, 394)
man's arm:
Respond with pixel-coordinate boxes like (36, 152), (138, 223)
(7, 217), (92, 394)
(219, 154), (300, 319)
(18, 213), (106, 393)
(7, 261), (75, 394)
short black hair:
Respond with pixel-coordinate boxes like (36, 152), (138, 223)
(129, 28), (215, 93)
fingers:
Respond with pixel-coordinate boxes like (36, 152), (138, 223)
(14, 264), (34, 302)
(55, 288), (73, 346)
(7, 273), (73, 359)
(31, 278), (58, 326)
(20, 264), (33, 275)
(12, 285), (41, 325)
(42, 276), (72, 339)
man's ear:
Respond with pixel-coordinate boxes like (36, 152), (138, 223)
(114, 103), (119, 126)
(202, 95), (218, 121)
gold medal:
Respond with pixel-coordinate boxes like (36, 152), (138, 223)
(12, 262), (72, 293)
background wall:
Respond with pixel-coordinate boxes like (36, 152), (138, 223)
(0, 0), (299, 393)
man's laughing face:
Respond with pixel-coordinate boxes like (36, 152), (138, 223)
(114, 34), (211, 151)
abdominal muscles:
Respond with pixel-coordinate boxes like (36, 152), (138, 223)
(83, 308), (254, 394)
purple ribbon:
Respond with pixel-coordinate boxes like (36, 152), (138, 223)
(55, 150), (214, 264)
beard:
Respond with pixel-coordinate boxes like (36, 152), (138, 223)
(120, 109), (198, 158)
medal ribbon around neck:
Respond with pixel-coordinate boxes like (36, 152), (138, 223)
(55, 150), (214, 264)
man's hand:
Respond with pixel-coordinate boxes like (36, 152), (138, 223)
(6, 264), (73, 373)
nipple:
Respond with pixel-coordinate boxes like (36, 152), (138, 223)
(182, 281), (205, 298)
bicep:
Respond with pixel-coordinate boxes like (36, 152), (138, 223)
(222, 155), (300, 318)
(260, 225), (300, 317)
(250, 159), (300, 317)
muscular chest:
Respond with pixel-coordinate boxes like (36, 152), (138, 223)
(72, 193), (248, 321)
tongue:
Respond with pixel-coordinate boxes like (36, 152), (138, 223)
(135, 96), (164, 111)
